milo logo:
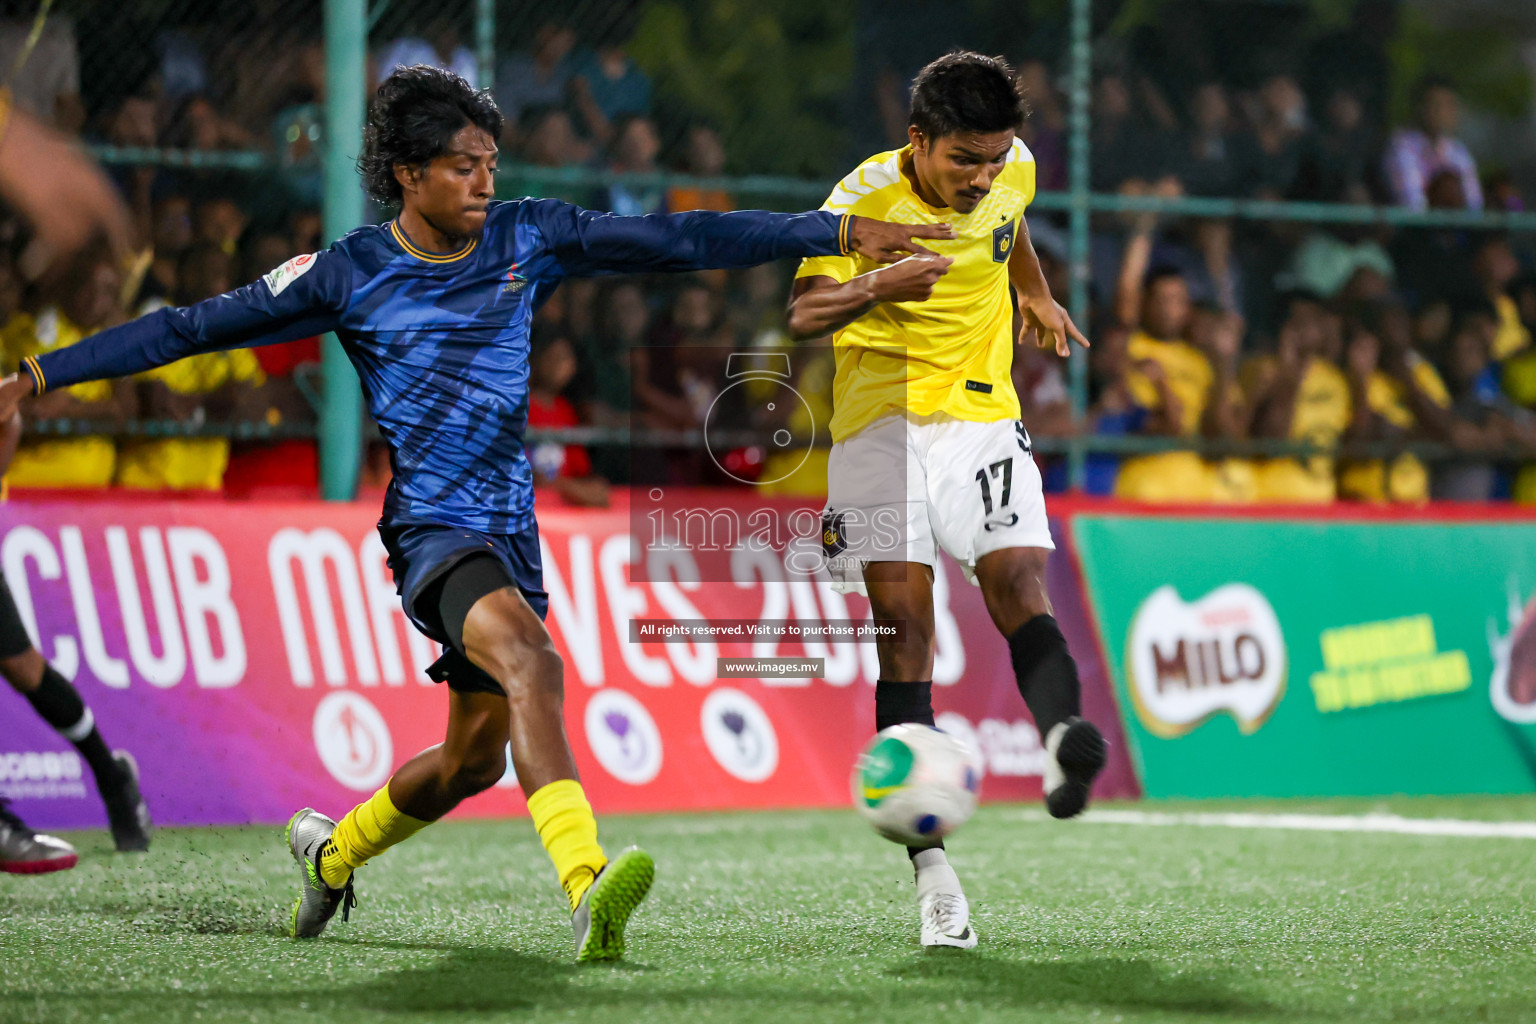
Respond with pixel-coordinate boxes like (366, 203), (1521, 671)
(1126, 584), (1287, 738)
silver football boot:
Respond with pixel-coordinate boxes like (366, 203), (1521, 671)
(285, 808), (355, 938)
(0, 799), (78, 875)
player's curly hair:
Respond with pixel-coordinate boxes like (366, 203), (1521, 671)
(358, 65), (505, 206)
(909, 52), (1024, 140)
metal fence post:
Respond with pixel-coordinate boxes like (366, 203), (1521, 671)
(321, 0), (367, 501)
(475, 0), (495, 93)
(1066, 0), (1093, 492)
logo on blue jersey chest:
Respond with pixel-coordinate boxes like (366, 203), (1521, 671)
(502, 262), (528, 295)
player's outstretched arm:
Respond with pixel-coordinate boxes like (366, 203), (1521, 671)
(0, 250), (351, 421)
(533, 201), (954, 276)
(786, 256), (952, 340)
(1009, 217), (1088, 358)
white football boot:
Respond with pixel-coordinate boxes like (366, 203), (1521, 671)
(914, 848), (976, 949)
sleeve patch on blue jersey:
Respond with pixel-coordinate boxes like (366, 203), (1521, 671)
(263, 253), (318, 296)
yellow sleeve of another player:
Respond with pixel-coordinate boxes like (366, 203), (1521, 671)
(796, 154), (901, 285)
(797, 191), (883, 285)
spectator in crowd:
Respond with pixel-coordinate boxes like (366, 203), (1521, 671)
(1176, 82), (1240, 198)
(1337, 300), (1455, 504)
(139, 193), (195, 307)
(1386, 77), (1482, 212)
(667, 125), (732, 213)
(194, 197), (249, 257)
(1015, 60), (1066, 193)
(643, 278), (731, 431)
(572, 281), (648, 430)
(571, 41), (652, 145)
(526, 328), (609, 508)
(1391, 170), (1482, 308)
(222, 230), (321, 499)
(4, 253), (132, 488)
(1090, 72), (1176, 193)
(602, 115), (665, 216)
(495, 22), (577, 129)
(162, 94), (257, 152)
(1233, 73), (1310, 199)
(375, 16), (478, 88)
(1501, 274), (1536, 414)
(1435, 306), (1536, 499)
(1285, 227), (1395, 304)
(1472, 235), (1531, 361)
(0, 8), (83, 132)
(1295, 85), (1382, 204)
(1245, 291), (1350, 503)
(1110, 222), (1246, 501)
(520, 106), (592, 168)
(115, 243), (268, 492)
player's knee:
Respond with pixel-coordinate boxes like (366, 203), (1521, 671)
(0, 650), (45, 692)
(488, 638), (564, 706)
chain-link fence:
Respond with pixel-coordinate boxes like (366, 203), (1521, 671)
(6, 0), (1536, 502)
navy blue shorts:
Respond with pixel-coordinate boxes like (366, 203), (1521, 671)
(378, 514), (549, 695)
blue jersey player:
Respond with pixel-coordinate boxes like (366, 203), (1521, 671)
(0, 66), (951, 961)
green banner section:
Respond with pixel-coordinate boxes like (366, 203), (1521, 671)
(1073, 515), (1536, 798)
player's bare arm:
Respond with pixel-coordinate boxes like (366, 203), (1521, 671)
(1008, 216), (1088, 358)
(785, 254), (953, 340)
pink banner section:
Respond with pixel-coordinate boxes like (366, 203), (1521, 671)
(0, 493), (1137, 829)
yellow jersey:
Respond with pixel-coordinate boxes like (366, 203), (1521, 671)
(1338, 356), (1450, 505)
(796, 141), (1036, 441)
(3, 309), (116, 488)
(1123, 332), (1215, 437)
(1250, 356), (1351, 504)
(116, 346), (267, 491)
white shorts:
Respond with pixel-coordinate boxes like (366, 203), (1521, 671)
(821, 413), (1054, 594)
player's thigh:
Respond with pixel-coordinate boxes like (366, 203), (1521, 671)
(925, 418), (1054, 572)
(461, 584), (563, 697)
(824, 416), (935, 583)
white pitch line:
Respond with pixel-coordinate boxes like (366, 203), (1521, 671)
(1019, 808), (1536, 840)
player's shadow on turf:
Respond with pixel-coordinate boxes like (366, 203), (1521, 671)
(888, 955), (1280, 1017)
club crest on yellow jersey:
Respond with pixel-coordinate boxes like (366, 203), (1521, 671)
(992, 219), (1016, 262)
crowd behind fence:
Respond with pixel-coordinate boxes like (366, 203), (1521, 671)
(5, 0), (1536, 505)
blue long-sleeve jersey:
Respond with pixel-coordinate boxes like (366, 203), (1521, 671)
(26, 200), (851, 532)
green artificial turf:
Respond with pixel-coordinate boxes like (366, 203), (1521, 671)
(2, 797), (1535, 1024)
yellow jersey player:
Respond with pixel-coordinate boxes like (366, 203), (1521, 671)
(788, 51), (1105, 950)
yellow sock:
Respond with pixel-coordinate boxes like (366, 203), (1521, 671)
(319, 780), (430, 888)
(527, 779), (607, 911)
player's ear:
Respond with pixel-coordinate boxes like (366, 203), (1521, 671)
(393, 162), (421, 196)
(908, 125), (926, 156)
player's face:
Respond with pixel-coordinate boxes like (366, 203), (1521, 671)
(909, 127), (1015, 214)
(403, 125), (499, 240)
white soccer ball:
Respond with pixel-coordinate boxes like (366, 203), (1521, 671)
(852, 723), (982, 846)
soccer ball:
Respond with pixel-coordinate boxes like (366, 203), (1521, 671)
(852, 723), (982, 846)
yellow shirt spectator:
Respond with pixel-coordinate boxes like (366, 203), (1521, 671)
(3, 308), (116, 488)
(1251, 357), (1351, 503)
(1114, 332), (1245, 503)
(115, 347), (267, 491)
(1338, 356), (1450, 504)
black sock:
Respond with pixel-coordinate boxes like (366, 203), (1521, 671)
(1007, 614), (1081, 740)
(874, 680), (944, 858)
(23, 666), (120, 786)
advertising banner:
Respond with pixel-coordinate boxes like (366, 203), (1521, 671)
(1, 494), (1135, 829)
(1072, 513), (1536, 798)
